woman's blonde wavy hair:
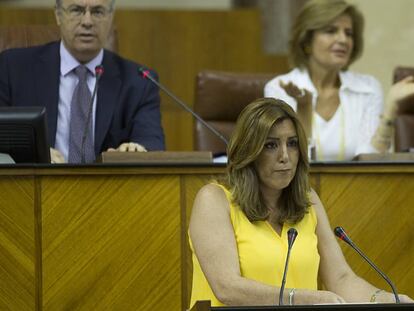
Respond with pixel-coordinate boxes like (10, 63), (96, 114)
(224, 98), (310, 224)
(289, 0), (364, 70)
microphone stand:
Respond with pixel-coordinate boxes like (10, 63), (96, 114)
(138, 67), (229, 146)
(334, 226), (400, 303)
(279, 228), (298, 305)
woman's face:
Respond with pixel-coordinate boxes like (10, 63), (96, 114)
(254, 119), (300, 195)
(308, 14), (354, 71)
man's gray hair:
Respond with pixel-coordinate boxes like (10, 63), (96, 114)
(56, 0), (116, 10)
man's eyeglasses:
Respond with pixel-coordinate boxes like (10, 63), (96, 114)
(60, 5), (113, 21)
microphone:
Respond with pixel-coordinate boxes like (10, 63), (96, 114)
(138, 67), (229, 147)
(334, 226), (400, 303)
(279, 228), (298, 305)
(81, 65), (104, 163)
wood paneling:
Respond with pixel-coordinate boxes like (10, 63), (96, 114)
(319, 173), (414, 296)
(41, 175), (181, 310)
(0, 164), (412, 310)
(0, 7), (289, 151)
(114, 9), (288, 151)
(0, 176), (36, 311)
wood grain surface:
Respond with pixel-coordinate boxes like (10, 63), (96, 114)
(0, 176), (36, 311)
(0, 164), (413, 310)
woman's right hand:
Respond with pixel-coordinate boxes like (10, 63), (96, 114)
(279, 80), (312, 104)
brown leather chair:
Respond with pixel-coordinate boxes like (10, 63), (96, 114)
(393, 66), (414, 152)
(194, 70), (274, 154)
(0, 24), (117, 52)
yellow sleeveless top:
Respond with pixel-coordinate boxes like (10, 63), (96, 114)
(190, 184), (320, 307)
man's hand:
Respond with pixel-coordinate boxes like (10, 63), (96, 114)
(50, 148), (65, 164)
(107, 142), (147, 152)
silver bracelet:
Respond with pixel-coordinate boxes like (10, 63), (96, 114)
(288, 288), (296, 305)
(370, 289), (384, 302)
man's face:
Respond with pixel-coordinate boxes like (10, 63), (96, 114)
(55, 0), (114, 63)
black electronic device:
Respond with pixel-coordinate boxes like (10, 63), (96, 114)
(0, 106), (50, 163)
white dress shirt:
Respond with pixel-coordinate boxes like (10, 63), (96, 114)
(54, 42), (104, 162)
(264, 68), (384, 161)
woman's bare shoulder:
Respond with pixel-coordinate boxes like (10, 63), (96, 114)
(193, 183), (230, 212)
(197, 183), (227, 199)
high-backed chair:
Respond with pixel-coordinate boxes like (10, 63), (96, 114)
(393, 66), (414, 152)
(0, 24), (117, 53)
(194, 70), (274, 154)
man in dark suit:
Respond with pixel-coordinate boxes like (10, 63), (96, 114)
(0, 0), (165, 163)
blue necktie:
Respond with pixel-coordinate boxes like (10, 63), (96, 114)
(68, 65), (95, 163)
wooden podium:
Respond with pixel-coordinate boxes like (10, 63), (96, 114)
(353, 152), (414, 162)
(0, 161), (413, 310)
(190, 300), (413, 310)
(97, 151), (213, 164)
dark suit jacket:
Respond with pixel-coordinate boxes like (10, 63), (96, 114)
(0, 41), (165, 155)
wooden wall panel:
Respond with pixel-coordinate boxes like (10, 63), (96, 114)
(319, 173), (414, 298)
(115, 9), (288, 151)
(41, 175), (182, 310)
(0, 7), (289, 152)
(0, 8), (56, 24)
(0, 176), (36, 311)
(1, 165), (411, 310)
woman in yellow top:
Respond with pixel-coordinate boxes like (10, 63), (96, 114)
(189, 98), (413, 307)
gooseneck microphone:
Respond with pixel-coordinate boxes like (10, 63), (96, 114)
(138, 67), (229, 146)
(81, 65), (104, 163)
(279, 228), (298, 305)
(334, 226), (400, 303)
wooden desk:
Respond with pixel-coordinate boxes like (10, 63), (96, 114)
(0, 163), (412, 310)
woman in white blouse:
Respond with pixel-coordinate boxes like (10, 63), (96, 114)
(264, 0), (414, 161)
